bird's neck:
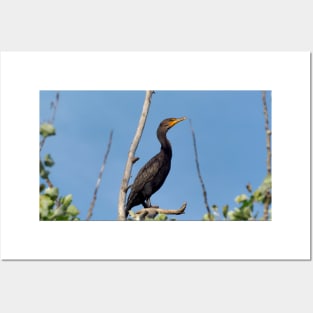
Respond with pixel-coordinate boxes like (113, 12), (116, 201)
(157, 129), (172, 159)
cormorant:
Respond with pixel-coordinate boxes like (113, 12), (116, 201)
(125, 117), (186, 218)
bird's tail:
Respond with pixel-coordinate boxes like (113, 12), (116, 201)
(124, 204), (130, 219)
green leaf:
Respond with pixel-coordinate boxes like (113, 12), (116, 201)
(253, 190), (263, 202)
(243, 206), (252, 219)
(154, 213), (168, 221)
(263, 174), (272, 188)
(40, 206), (49, 219)
(238, 197), (254, 212)
(202, 213), (214, 221)
(229, 207), (251, 221)
(45, 187), (59, 200)
(235, 194), (248, 203)
(253, 175), (272, 203)
(40, 195), (52, 219)
(44, 154), (55, 167)
(202, 213), (210, 221)
(61, 194), (73, 208)
(66, 205), (80, 217)
(53, 205), (65, 217)
(40, 194), (54, 211)
(54, 215), (70, 221)
(232, 209), (244, 220)
(227, 211), (234, 220)
(246, 183), (252, 193)
(222, 205), (229, 219)
(40, 184), (46, 192)
(40, 161), (50, 179)
(212, 204), (218, 212)
(40, 123), (56, 138)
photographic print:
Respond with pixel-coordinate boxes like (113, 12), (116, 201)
(1, 52), (310, 260)
(40, 90), (272, 222)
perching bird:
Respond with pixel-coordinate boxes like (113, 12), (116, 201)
(125, 117), (186, 218)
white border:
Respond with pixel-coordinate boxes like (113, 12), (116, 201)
(0, 52), (310, 260)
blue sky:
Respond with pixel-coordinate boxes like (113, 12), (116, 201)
(40, 90), (271, 221)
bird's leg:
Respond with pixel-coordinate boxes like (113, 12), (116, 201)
(145, 198), (159, 208)
(142, 200), (149, 208)
(144, 198), (151, 208)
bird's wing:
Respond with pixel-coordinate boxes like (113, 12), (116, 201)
(131, 153), (165, 192)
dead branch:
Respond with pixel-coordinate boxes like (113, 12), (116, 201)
(45, 177), (54, 188)
(262, 91), (272, 220)
(133, 202), (187, 220)
(189, 119), (211, 216)
(40, 92), (59, 151)
(86, 130), (113, 221)
(117, 91), (154, 220)
(263, 190), (271, 221)
(49, 92), (59, 124)
(131, 157), (140, 164)
(40, 93), (59, 205)
(262, 91), (272, 176)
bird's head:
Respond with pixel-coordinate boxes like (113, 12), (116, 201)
(160, 117), (187, 130)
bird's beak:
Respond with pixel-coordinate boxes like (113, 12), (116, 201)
(169, 116), (187, 128)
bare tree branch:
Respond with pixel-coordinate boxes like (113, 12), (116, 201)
(49, 92), (59, 124)
(132, 202), (187, 220)
(189, 119), (211, 216)
(40, 92), (59, 193)
(262, 91), (272, 176)
(262, 91), (272, 220)
(117, 91), (154, 220)
(40, 92), (59, 151)
(263, 190), (271, 221)
(45, 177), (54, 188)
(86, 130), (113, 221)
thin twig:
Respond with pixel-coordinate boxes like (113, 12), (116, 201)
(45, 177), (54, 188)
(133, 202), (187, 220)
(189, 119), (211, 215)
(86, 130), (113, 221)
(117, 91), (154, 220)
(262, 91), (272, 220)
(40, 92), (60, 151)
(49, 92), (59, 124)
(40, 93), (59, 190)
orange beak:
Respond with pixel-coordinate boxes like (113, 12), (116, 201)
(169, 116), (187, 128)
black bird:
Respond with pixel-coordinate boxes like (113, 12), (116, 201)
(125, 117), (186, 217)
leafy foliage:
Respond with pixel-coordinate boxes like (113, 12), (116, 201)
(40, 156), (80, 221)
(40, 95), (80, 221)
(40, 123), (56, 138)
(202, 175), (272, 221)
